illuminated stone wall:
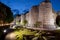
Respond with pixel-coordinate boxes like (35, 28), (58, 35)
(39, 2), (56, 29)
(21, 0), (56, 30)
(26, 13), (29, 26)
(27, 6), (39, 27)
(20, 14), (25, 24)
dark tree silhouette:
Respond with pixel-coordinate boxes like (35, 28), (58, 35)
(56, 11), (60, 26)
(23, 10), (29, 15)
(12, 9), (19, 14)
(12, 9), (20, 17)
(0, 2), (14, 23)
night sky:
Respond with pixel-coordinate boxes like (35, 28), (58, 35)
(0, 0), (60, 14)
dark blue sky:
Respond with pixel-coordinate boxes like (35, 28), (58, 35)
(0, 0), (60, 14)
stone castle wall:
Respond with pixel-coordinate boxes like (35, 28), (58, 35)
(27, 6), (39, 27)
(20, 1), (56, 30)
(39, 2), (56, 29)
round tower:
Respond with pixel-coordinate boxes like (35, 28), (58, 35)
(39, 0), (56, 30)
(28, 6), (39, 27)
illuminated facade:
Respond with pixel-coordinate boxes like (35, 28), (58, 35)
(27, 6), (39, 27)
(24, 0), (56, 30)
(39, 1), (56, 30)
(14, 0), (57, 30)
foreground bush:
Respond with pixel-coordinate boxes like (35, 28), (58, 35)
(14, 29), (37, 40)
(14, 28), (47, 40)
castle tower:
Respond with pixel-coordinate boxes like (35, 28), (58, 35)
(20, 14), (26, 25)
(28, 6), (39, 27)
(39, 0), (56, 30)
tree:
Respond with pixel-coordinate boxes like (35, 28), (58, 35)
(5, 9), (14, 23)
(56, 11), (60, 26)
(0, 2), (14, 24)
(0, 6), (7, 24)
(56, 15), (60, 26)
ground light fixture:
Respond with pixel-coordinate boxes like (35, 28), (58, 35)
(3, 29), (7, 33)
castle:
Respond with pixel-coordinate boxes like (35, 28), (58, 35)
(14, 0), (57, 30)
